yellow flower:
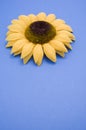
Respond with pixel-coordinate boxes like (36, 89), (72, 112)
(6, 12), (75, 66)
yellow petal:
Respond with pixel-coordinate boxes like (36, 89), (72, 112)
(56, 34), (73, 49)
(55, 19), (65, 23)
(12, 19), (27, 27)
(37, 12), (46, 20)
(33, 44), (43, 66)
(64, 43), (72, 50)
(55, 34), (72, 43)
(56, 24), (73, 32)
(11, 19), (18, 24)
(52, 19), (65, 27)
(6, 31), (13, 36)
(21, 43), (34, 58)
(56, 51), (65, 57)
(23, 52), (32, 64)
(6, 33), (24, 41)
(18, 15), (30, 25)
(43, 43), (56, 62)
(46, 14), (56, 22)
(57, 30), (75, 41)
(50, 40), (68, 52)
(14, 51), (21, 56)
(28, 14), (37, 22)
(8, 24), (25, 33)
(11, 39), (25, 53)
(6, 41), (14, 47)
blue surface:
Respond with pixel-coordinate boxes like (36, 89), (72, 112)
(0, 0), (86, 130)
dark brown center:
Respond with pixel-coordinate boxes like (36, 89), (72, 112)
(25, 21), (56, 44)
(30, 21), (51, 35)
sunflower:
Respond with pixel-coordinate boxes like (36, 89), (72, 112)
(6, 12), (75, 66)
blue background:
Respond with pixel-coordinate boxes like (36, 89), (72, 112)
(0, 0), (86, 130)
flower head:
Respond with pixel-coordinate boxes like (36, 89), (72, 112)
(6, 12), (75, 66)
